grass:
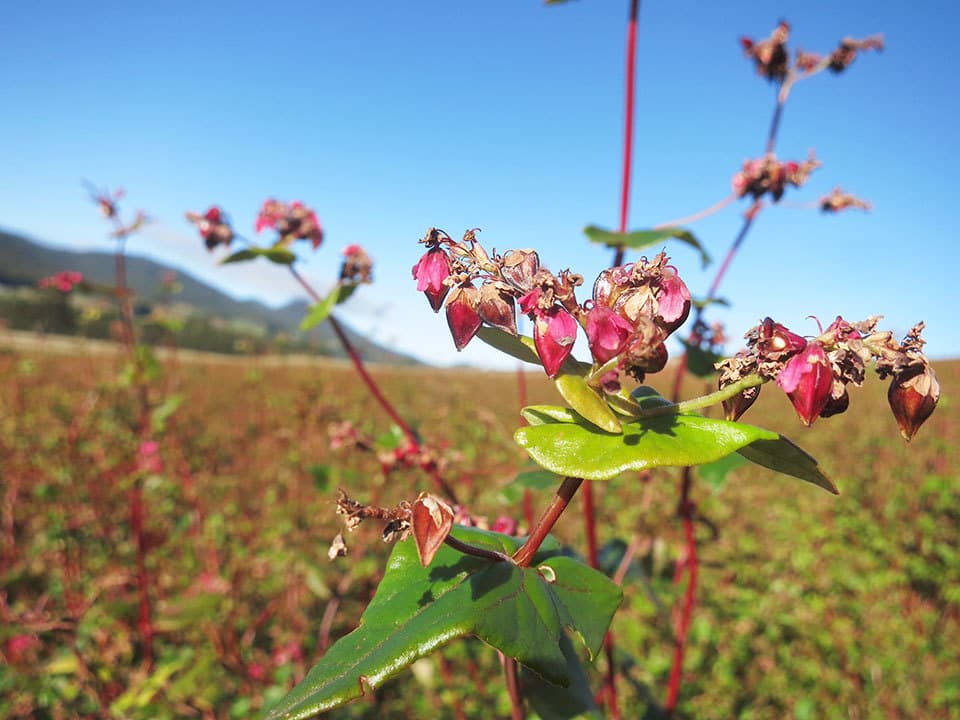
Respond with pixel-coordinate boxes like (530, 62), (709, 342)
(1, 334), (957, 719)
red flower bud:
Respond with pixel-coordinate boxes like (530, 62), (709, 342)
(657, 270), (692, 333)
(585, 304), (634, 364)
(411, 493), (455, 567)
(776, 341), (834, 426)
(533, 306), (578, 378)
(445, 284), (482, 351)
(412, 248), (452, 312)
(888, 364), (940, 441)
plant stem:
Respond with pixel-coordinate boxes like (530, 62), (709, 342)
(288, 265), (460, 504)
(513, 477), (583, 568)
(443, 534), (513, 564)
(665, 470), (697, 716)
(502, 654), (526, 720)
(639, 375), (765, 419)
(653, 193), (737, 231)
(611, 0), (641, 269)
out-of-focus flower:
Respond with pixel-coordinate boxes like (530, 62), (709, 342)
(828, 35), (884, 74)
(732, 152), (820, 201)
(38, 271), (84, 293)
(136, 440), (163, 474)
(741, 21), (791, 81)
(339, 244), (373, 284)
(255, 199), (323, 249)
(820, 188), (872, 213)
(186, 206), (234, 250)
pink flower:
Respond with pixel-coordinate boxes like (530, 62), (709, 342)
(776, 342), (834, 426)
(656, 269), (692, 332)
(533, 306), (578, 378)
(585, 304), (634, 364)
(38, 271), (83, 293)
(136, 440), (163, 475)
(491, 515), (519, 536)
(255, 198), (286, 233)
(412, 248), (452, 312)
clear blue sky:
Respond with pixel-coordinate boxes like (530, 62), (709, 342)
(2, 1), (956, 369)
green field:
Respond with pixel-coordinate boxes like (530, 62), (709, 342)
(1, 336), (957, 719)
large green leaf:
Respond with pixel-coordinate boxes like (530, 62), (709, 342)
(523, 635), (602, 720)
(515, 408), (777, 481)
(554, 372), (621, 434)
(265, 527), (621, 720)
(737, 435), (837, 494)
(584, 225), (710, 268)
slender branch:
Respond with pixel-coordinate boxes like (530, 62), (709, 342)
(513, 477), (583, 568)
(638, 375), (765, 419)
(444, 534), (513, 564)
(653, 193), (737, 231)
(611, 0), (641, 268)
(665, 470), (698, 715)
(502, 653), (525, 720)
(288, 265), (460, 503)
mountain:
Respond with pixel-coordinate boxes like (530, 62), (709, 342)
(0, 229), (418, 365)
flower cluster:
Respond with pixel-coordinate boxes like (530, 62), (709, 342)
(185, 207), (235, 251)
(732, 152), (821, 201)
(38, 271), (84, 293)
(740, 21), (791, 81)
(339, 244), (374, 284)
(819, 187), (872, 213)
(88, 186), (125, 219)
(255, 199), (323, 249)
(413, 229), (691, 381)
(742, 21), (883, 81)
(717, 316), (939, 439)
(328, 420), (453, 477)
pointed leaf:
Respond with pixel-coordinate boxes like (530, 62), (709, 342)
(515, 412), (780, 481)
(523, 635), (603, 720)
(300, 287), (343, 331)
(521, 405), (583, 426)
(262, 247), (297, 265)
(737, 435), (838, 494)
(584, 225), (710, 268)
(219, 248), (261, 265)
(265, 527), (621, 720)
(336, 282), (358, 305)
(554, 372), (621, 434)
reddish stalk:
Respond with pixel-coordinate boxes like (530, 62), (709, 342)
(503, 654), (526, 720)
(595, 2), (641, 713)
(513, 477), (583, 568)
(664, 71), (794, 712)
(288, 265), (460, 504)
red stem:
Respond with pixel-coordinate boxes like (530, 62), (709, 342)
(130, 484), (154, 666)
(513, 477), (583, 568)
(288, 266), (459, 504)
(665, 471), (697, 714)
(612, 0), (641, 268)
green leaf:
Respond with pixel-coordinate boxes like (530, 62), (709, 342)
(737, 435), (838, 494)
(220, 246), (297, 266)
(476, 326), (543, 366)
(515, 411), (780, 481)
(262, 247), (297, 265)
(336, 282), (358, 304)
(264, 527), (621, 720)
(521, 405), (583, 426)
(219, 248), (261, 265)
(523, 635), (602, 720)
(150, 393), (184, 434)
(584, 225), (710, 268)
(300, 288), (342, 331)
(679, 339), (723, 378)
(696, 453), (749, 491)
(499, 468), (560, 504)
(554, 372), (621, 434)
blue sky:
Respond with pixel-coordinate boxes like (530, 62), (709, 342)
(1, 1), (957, 369)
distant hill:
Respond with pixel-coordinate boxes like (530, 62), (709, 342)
(0, 229), (418, 365)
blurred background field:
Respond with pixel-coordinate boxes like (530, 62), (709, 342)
(1, 337), (956, 719)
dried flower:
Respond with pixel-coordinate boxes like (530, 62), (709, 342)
(888, 364), (940, 441)
(340, 244), (373, 284)
(741, 21), (791, 82)
(411, 493), (455, 566)
(532, 305), (578, 378)
(777, 341), (834, 426)
(186, 206), (234, 250)
(413, 248), (452, 312)
(445, 284), (483, 351)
